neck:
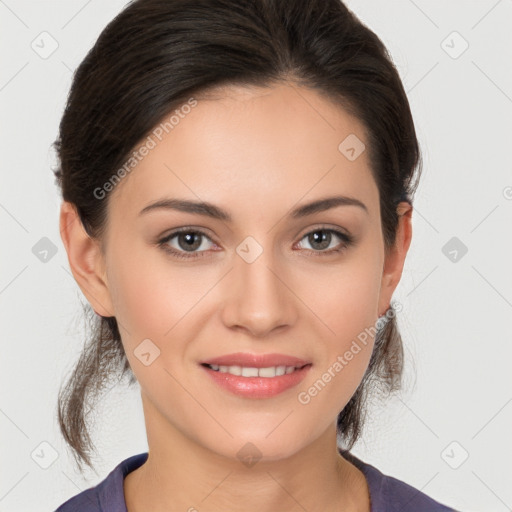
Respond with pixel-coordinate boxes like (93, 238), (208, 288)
(124, 395), (370, 512)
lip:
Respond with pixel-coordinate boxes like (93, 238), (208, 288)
(201, 363), (312, 398)
(200, 352), (311, 368)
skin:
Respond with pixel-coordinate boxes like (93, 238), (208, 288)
(60, 82), (412, 512)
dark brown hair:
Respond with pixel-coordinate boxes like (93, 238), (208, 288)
(53, 0), (422, 472)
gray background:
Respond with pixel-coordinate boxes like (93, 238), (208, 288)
(1, 1), (511, 510)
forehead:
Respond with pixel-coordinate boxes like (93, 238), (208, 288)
(107, 83), (378, 223)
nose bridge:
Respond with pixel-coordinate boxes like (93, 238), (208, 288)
(220, 236), (296, 336)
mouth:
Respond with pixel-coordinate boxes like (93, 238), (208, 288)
(200, 351), (311, 369)
(199, 353), (313, 398)
(201, 362), (310, 378)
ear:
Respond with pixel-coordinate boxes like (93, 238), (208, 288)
(377, 201), (413, 316)
(59, 201), (114, 317)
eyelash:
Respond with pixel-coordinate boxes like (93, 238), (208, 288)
(157, 225), (355, 261)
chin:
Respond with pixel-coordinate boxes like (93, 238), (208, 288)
(201, 428), (311, 466)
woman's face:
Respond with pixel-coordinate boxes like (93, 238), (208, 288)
(72, 83), (411, 461)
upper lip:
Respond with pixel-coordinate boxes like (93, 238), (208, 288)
(201, 352), (311, 368)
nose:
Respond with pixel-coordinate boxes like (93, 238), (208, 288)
(220, 248), (298, 338)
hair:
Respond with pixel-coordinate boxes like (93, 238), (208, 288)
(53, 0), (422, 473)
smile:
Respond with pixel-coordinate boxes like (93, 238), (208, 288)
(201, 362), (312, 398)
(204, 363), (307, 378)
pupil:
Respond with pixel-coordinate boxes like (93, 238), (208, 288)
(310, 230), (330, 250)
(179, 232), (201, 251)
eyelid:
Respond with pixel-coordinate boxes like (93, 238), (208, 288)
(159, 225), (216, 242)
(295, 223), (352, 240)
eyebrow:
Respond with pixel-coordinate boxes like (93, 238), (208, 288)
(139, 195), (368, 221)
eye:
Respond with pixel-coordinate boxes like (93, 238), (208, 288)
(158, 228), (216, 260)
(157, 226), (355, 260)
(295, 227), (354, 256)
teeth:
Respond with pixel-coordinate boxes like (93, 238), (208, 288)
(208, 364), (301, 377)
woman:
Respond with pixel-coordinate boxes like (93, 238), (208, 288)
(53, 0), (458, 510)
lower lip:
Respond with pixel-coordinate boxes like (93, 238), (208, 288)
(201, 364), (312, 398)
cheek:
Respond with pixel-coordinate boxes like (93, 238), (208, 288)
(292, 251), (382, 410)
(106, 251), (205, 399)
(107, 242), (210, 338)
(300, 250), (382, 341)
(106, 245), (224, 395)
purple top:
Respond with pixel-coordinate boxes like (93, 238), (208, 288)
(55, 450), (458, 511)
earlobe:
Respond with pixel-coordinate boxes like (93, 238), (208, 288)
(59, 201), (114, 317)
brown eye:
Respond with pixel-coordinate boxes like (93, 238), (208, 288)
(296, 228), (354, 256)
(158, 228), (215, 259)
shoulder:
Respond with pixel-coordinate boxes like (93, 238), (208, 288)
(54, 487), (100, 512)
(340, 449), (459, 512)
(54, 452), (149, 512)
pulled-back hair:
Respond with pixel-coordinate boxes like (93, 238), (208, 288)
(53, 0), (421, 472)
